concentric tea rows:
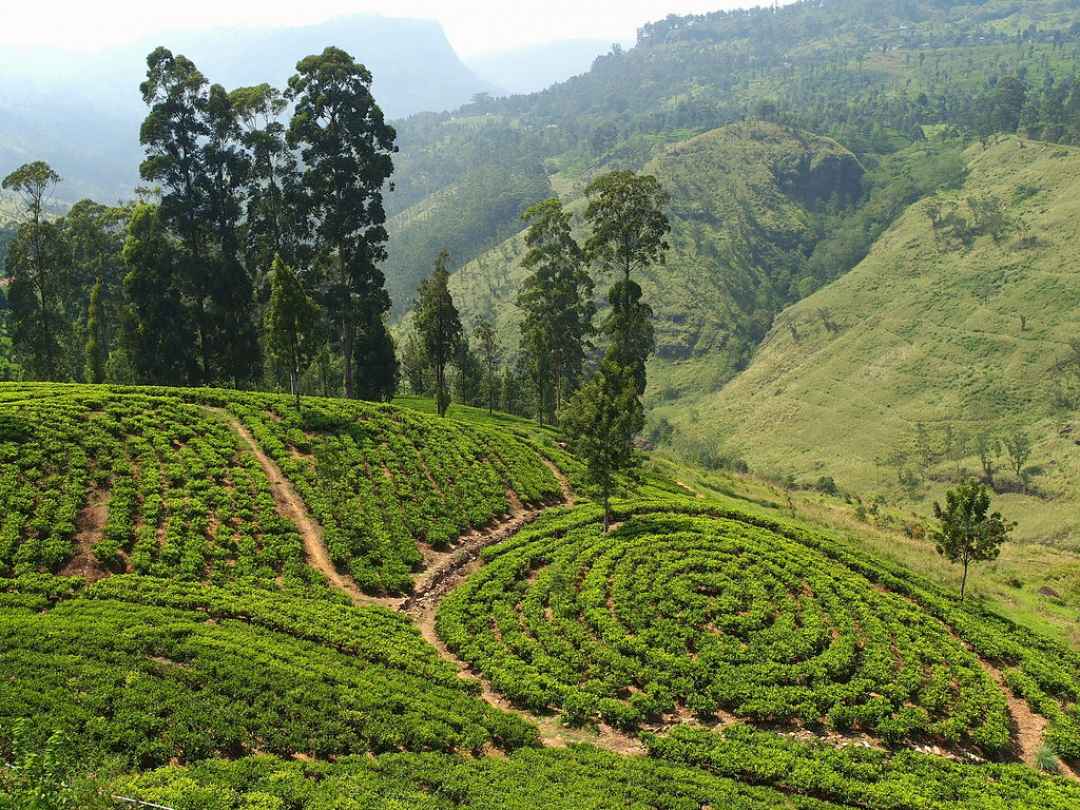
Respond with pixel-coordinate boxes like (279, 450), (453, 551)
(439, 503), (1080, 756)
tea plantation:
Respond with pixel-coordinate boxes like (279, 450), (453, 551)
(2, 383), (1079, 808)
(0, 383), (561, 593)
(439, 501), (1080, 759)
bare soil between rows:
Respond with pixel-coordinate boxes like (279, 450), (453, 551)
(215, 413), (1074, 776)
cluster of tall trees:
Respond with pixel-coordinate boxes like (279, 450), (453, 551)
(405, 170), (670, 527)
(2, 46), (399, 400)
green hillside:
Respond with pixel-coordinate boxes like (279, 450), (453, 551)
(4, 382), (1080, 806)
(673, 136), (1080, 545)
(9, 1), (1080, 804)
(0, 384), (562, 594)
(385, 0), (1080, 311)
(432, 122), (861, 373)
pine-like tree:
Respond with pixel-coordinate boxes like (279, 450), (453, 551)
(415, 251), (463, 416)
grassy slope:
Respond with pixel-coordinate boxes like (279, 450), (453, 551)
(415, 122), (860, 382)
(659, 137), (1080, 632)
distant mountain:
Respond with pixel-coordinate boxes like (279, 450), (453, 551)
(467, 39), (626, 96)
(0, 15), (496, 202)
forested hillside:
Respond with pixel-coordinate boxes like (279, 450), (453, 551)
(435, 121), (864, 372)
(384, 0), (1080, 313)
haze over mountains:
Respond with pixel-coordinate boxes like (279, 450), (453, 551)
(466, 39), (625, 95)
(0, 14), (601, 203)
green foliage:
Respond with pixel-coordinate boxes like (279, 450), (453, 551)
(473, 316), (500, 415)
(2, 162), (68, 381)
(110, 745), (853, 810)
(584, 170), (671, 286)
(0, 575), (537, 769)
(933, 481), (1013, 600)
(221, 390), (560, 593)
(602, 279), (655, 396)
(139, 47), (260, 386)
(0, 719), (109, 809)
(287, 46), (396, 399)
(415, 251), (463, 417)
(0, 388), (319, 586)
(650, 724), (1080, 810)
(120, 203), (198, 385)
(383, 165), (552, 316)
(684, 137), (1080, 548)
(439, 502), (1019, 750)
(353, 315), (398, 403)
(1002, 430), (1034, 490)
(517, 198), (595, 424)
(562, 362), (644, 527)
(264, 256), (322, 409)
(0, 382), (562, 595)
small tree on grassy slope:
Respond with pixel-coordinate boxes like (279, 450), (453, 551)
(265, 256), (322, 410)
(932, 480), (1013, 601)
(415, 250), (463, 417)
(1003, 430), (1033, 493)
(974, 431), (1000, 489)
(563, 359), (644, 533)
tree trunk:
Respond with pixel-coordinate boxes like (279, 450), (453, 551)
(342, 319), (355, 399)
(602, 491), (611, 534)
(196, 297), (210, 385)
(436, 363), (447, 416)
(960, 560), (969, 602)
(291, 366), (300, 412)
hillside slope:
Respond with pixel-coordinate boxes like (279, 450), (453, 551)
(433, 121), (861, 382)
(384, 0), (1080, 308)
(4, 381), (1080, 803)
(676, 137), (1080, 546)
(0, 384), (562, 593)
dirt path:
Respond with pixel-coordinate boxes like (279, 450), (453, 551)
(875, 582), (1078, 779)
(60, 486), (110, 581)
(396, 461), (643, 753)
(542, 457), (576, 505)
(212, 409), (396, 610)
(974, 657), (1079, 780)
(212, 416), (1076, 775)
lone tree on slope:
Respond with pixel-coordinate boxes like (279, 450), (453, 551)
(932, 480), (1013, 601)
(583, 171), (669, 395)
(562, 359), (644, 533)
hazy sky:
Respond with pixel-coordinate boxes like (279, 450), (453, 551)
(3, 1), (762, 57)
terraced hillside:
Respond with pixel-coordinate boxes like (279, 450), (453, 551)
(439, 500), (1080, 769)
(3, 382), (1080, 807)
(674, 137), (1080, 547)
(0, 384), (562, 594)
